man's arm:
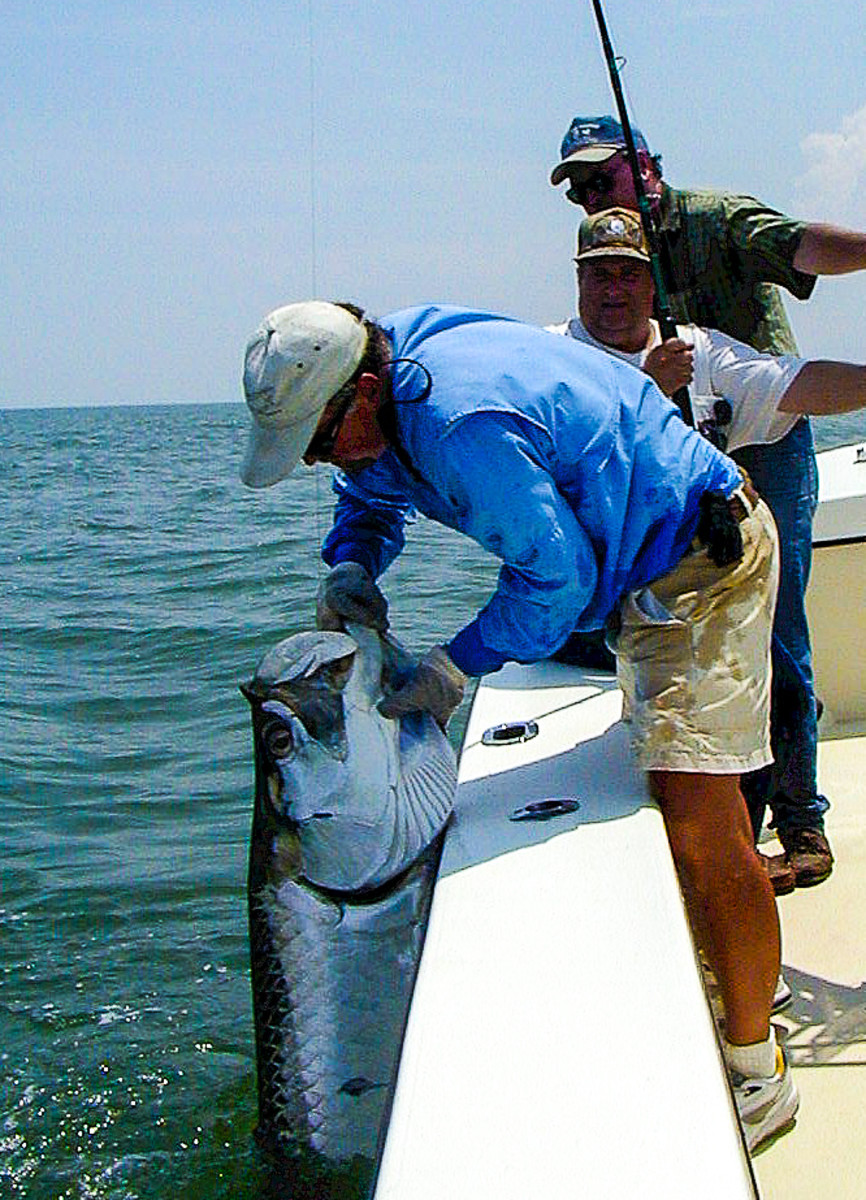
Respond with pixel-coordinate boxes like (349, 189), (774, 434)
(699, 327), (866, 446)
(779, 361), (866, 414)
(793, 223), (866, 275)
(322, 461), (415, 580)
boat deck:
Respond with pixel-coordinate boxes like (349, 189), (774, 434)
(376, 668), (760, 1198)
(374, 446), (865, 1196)
(754, 729), (866, 1197)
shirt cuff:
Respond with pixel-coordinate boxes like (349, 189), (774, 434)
(447, 625), (508, 677)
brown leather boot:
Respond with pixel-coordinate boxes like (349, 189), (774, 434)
(759, 851), (796, 895)
(780, 828), (834, 887)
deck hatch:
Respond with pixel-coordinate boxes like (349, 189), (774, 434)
(481, 719), (539, 746)
(509, 797), (581, 821)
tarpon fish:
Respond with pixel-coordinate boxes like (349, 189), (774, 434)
(241, 623), (456, 1190)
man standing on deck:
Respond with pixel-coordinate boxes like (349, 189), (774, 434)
(550, 206), (866, 895)
(240, 298), (798, 1152)
(550, 114), (866, 890)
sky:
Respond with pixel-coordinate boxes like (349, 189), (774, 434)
(3, 0), (866, 409)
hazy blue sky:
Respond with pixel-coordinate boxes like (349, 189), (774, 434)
(3, 0), (865, 408)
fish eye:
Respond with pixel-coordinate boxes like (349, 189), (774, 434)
(262, 719), (294, 760)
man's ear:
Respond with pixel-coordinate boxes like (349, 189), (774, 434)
(355, 372), (382, 413)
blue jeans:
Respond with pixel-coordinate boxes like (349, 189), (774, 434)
(733, 419), (829, 838)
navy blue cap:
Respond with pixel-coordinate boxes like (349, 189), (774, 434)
(550, 115), (650, 186)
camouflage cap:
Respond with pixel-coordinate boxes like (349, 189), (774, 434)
(575, 208), (650, 263)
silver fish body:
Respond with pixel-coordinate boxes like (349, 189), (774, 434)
(242, 624), (456, 1179)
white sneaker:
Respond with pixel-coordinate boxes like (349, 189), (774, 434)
(733, 1044), (799, 1153)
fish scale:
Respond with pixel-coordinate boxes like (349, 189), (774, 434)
(251, 856), (440, 1160)
(242, 624), (456, 1185)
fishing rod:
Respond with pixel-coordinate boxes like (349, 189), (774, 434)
(589, 0), (695, 427)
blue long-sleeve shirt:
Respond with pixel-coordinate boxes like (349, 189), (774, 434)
(322, 305), (739, 675)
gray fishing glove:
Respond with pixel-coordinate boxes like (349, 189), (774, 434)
(316, 561), (390, 632)
(378, 646), (466, 727)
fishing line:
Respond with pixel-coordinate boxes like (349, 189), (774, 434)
(299, 4), (434, 594)
(589, 0), (693, 426)
(306, 0), (331, 591)
(307, 0), (318, 299)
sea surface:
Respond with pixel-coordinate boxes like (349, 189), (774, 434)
(2, 401), (865, 1200)
(0, 401), (501, 1200)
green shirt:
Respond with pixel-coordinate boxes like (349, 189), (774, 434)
(658, 184), (816, 354)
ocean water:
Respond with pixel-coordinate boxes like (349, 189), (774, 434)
(0, 401), (500, 1200)
(2, 401), (865, 1200)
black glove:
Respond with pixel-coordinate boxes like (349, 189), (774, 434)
(378, 646), (466, 727)
(695, 490), (743, 568)
(316, 562), (389, 632)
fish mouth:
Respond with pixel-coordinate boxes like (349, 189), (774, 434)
(295, 810), (336, 828)
(266, 771), (336, 831)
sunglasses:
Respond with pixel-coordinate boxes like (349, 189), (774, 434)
(304, 383), (357, 463)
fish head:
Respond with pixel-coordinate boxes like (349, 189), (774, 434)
(242, 628), (356, 798)
(242, 629), (395, 891)
(243, 627), (457, 893)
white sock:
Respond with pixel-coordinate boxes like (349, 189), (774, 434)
(725, 1026), (777, 1078)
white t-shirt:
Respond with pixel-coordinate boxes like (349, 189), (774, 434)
(548, 316), (805, 452)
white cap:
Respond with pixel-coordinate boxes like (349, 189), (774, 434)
(240, 301), (367, 487)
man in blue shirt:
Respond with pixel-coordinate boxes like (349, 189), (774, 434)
(240, 298), (797, 1152)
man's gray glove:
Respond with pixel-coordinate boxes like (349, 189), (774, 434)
(316, 562), (390, 632)
(378, 646), (467, 727)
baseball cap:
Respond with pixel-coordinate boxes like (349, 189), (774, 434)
(575, 208), (650, 263)
(240, 301), (367, 488)
(550, 115), (650, 186)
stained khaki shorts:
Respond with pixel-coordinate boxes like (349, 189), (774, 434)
(613, 487), (779, 774)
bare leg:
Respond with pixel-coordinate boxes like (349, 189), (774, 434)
(649, 769), (780, 1046)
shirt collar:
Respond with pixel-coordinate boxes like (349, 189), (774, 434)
(656, 182), (680, 235)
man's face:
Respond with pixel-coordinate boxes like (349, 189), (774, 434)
(568, 151), (638, 212)
(578, 258), (655, 351)
(328, 398), (388, 474)
(302, 374), (388, 474)
(566, 149), (663, 213)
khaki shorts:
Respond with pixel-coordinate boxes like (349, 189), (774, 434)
(613, 488), (779, 775)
